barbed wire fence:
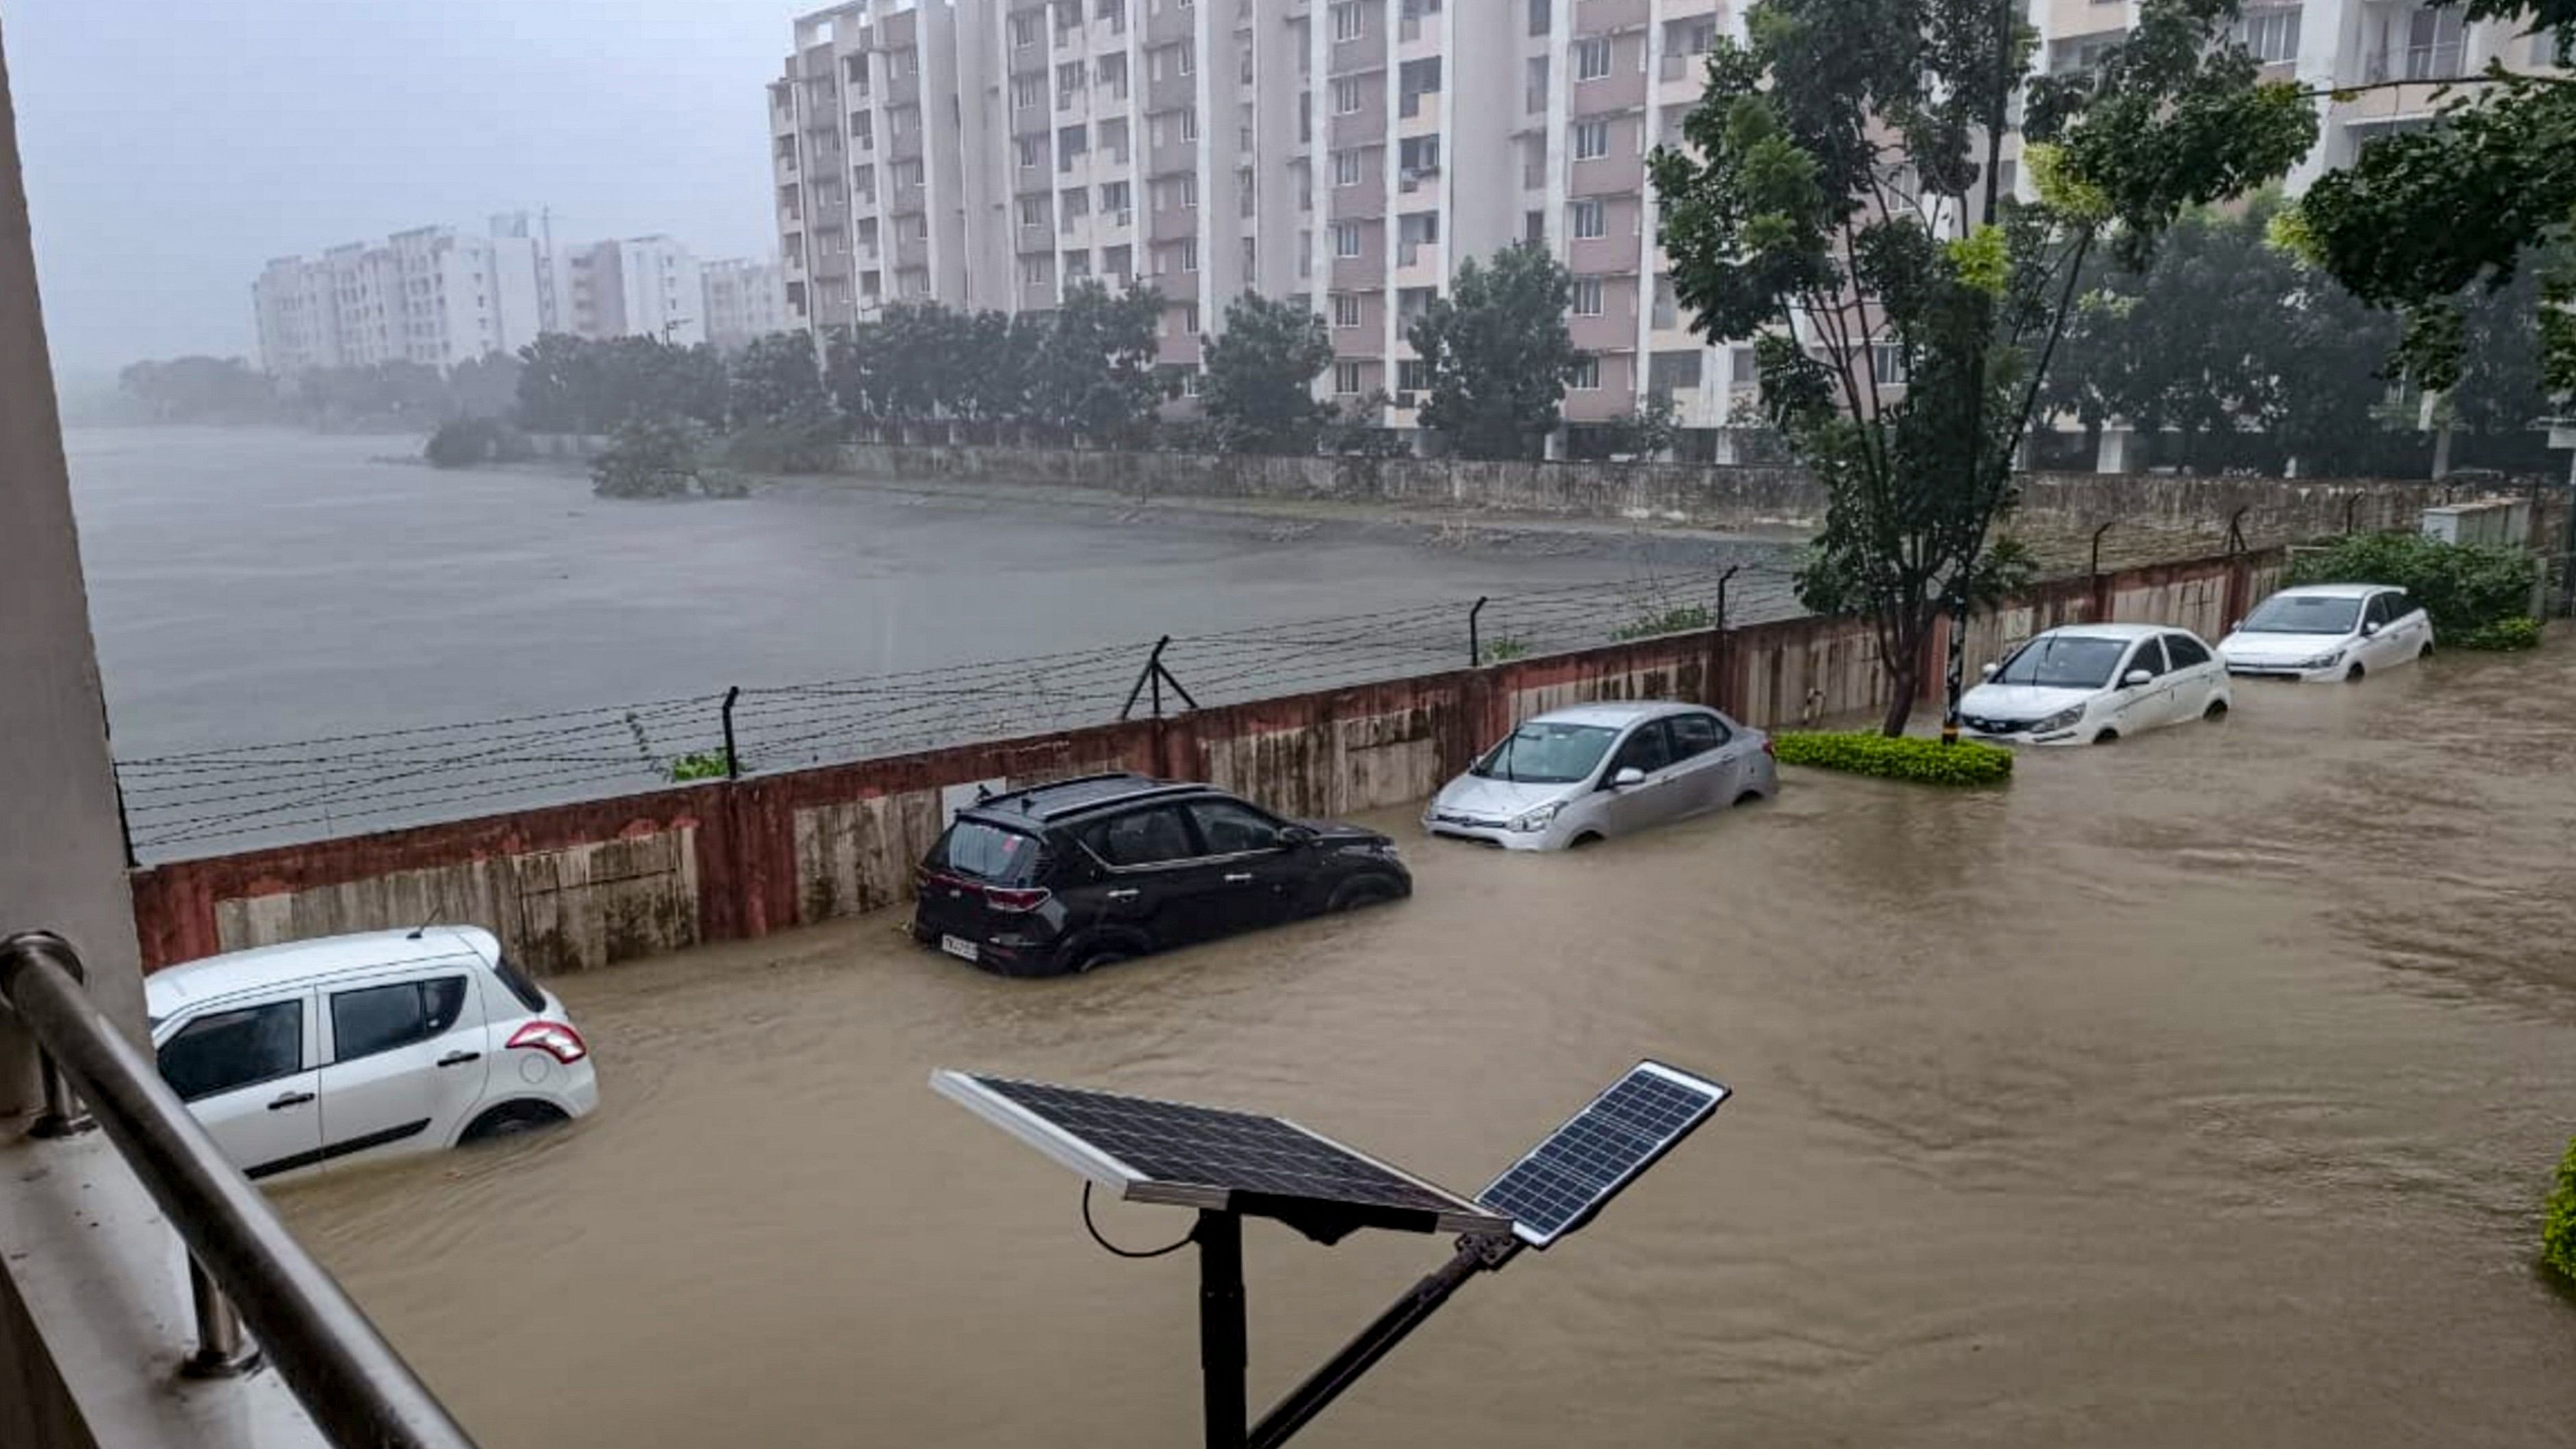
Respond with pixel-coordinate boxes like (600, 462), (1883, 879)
(112, 564), (1815, 862)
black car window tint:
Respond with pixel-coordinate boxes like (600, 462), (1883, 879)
(2128, 637), (2170, 679)
(2164, 634), (2211, 669)
(158, 999), (303, 1102)
(1189, 799), (1283, 854)
(1088, 806), (1197, 867)
(331, 982), (431, 1063)
(1612, 721), (1674, 775)
(1666, 713), (1722, 758)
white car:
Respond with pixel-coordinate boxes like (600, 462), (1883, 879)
(1423, 702), (1778, 850)
(2216, 583), (2434, 682)
(147, 926), (598, 1181)
(1959, 623), (2232, 745)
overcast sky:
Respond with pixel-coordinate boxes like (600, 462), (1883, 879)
(11, 1), (788, 378)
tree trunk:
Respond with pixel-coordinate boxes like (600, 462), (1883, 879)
(1880, 680), (1917, 737)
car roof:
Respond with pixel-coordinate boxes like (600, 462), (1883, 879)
(2030, 623), (2186, 642)
(1524, 700), (1707, 729)
(959, 771), (1216, 826)
(2266, 582), (2389, 600)
(145, 925), (497, 1015)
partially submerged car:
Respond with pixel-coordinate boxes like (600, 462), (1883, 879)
(1960, 624), (2231, 745)
(2217, 584), (2432, 682)
(1423, 702), (1776, 850)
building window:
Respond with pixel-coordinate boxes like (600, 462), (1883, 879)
(1183, 303), (1201, 333)
(1182, 172), (1199, 207)
(2240, 5), (2300, 62)
(1334, 76), (1364, 113)
(1571, 199), (1604, 238)
(1012, 13), (1041, 48)
(1575, 38), (1611, 80)
(1573, 119), (1610, 160)
(1105, 242), (1134, 278)
(1099, 52), (1130, 97)
(1065, 249), (1093, 279)
(1525, 209), (1546, 243)
(1021, 195), (1050, 227)
(894, 159), (924, 188)
(1334, 293), (1362, 327)
(1570, 355), (1601, 389)
(2404, 6), (2462, 77)
(1334, 222), (1364, 257)
(1334, 148), (1365, 185)
(1572, 275), (1604, 315)
(1182, 107), (1199, 140)
(1181, 237), (1199, 271)
(1333, 2), (1364, 41)
(1528, 0), (1551, 34)
(1870, 342), (1907, 383)
(1101, 116), (1132, 162)
(1018, 137), (1047, 169)
(1102, 179), (1132, 215)
(1059, 60), (1086, 103)
(1526, 55), (1551, 115)
(1335, 361), (1365, 394)
(1180, 41), (1195, 75)
(1023, 257), (1050, 286)
(850, 111), (873, 146)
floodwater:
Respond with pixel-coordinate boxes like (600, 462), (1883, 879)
(276, 643), (2576, 1448)
(66, 427), (1765, 760)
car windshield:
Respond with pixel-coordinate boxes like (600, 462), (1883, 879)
(937, 820), (1045, 884)
(1471, 721), (1620, 784)
(1990, 635), (2128, 689)
(2241, 594), (2363, 634)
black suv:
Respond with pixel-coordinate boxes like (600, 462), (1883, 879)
(908, 773), (1410, 977)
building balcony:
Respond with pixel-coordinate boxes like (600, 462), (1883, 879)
(1331, 251), (1388, 290)
(1573, 67), (1648, 112)
(890, 127), (924, 162)
(1570, 232), (1640, 274)
(1330, 107), (1388, 146)
(1148, 68), (1195, 111)
(1397, 90), (1442, 129)
(1570, 154), (1642, 197)
(1330, 26), (1389, 72)
(1149, 205), (1199, 242)
(1570, 309), (1635, 351)
(1329, 177), (1388, 220)
(1574, 0), (1653, 32)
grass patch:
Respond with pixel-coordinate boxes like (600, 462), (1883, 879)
(1610, 603), (1716, 641)
(2547, 1135), (2576, 1286)
(1772, 731), (2014, 786)
(666, 749), (734, 782)
(1479, 637), (1531, 663)
(2451, 616), (2543, 652)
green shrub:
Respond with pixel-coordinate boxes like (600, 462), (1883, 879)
(1772, 731), (2015, 786)
(1479, 637), (1531, 663)
(1610, 603), (1716, 641)
(422, 416), (531, 469)
(2451, 616), (2544, 652)
(666, 749), (734, 782)
(591, 418), (706, 498)
(722, 409), (843, 474)
(2283, 533), (2538, 635)
(2547, 1134), (2576, 1285)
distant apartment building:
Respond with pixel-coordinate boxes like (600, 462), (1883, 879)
(702, 258), (793, 350)
(253, 219), (711, 376)
(253, 216), (544, 375)
(768, 0), (2560, 449)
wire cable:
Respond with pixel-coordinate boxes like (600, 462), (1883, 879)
(1081, 1181), (1194, 1259)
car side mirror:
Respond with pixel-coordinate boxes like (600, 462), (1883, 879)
(1610, 767), (1646, 788)
(1279, 823), (1318, 847)
(1978, 661), (1998, 678)
(2121, 668), (2153, 687)
(2229, 619), (2243, 633)
(2361, 620), (2381, 637)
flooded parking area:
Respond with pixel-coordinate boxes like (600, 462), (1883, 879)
(275, 644), (2576, 1448)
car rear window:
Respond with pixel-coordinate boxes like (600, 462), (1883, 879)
(939, 819), (1047, 884)
(489, 955), (548, 1014)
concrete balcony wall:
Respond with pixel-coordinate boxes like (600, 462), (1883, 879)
(1572, 61), (1648, 113)
(890, 125), (925, 162)
(1330, 290), (1386, 355)
(1148, 128), (1197, 175)
(1570, 151), (1643, 198)
(1330, 94), (1388, 145)
(1331, 240), (1386, 290)
(1148, 65), (1195, 111)
(1147, 0), (1194, 41)
(887, 67), (923, 107)
(1329, 175), (1386, 220)
(1331, 23), (1388, 73)
(1575, 0), (1653, 31)
(1014, 101), (1054, 137)
(1150, 203), (1199, 242)
(1564, 351), (1640, 420)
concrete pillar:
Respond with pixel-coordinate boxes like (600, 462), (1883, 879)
(0, 32), (144, 1111)
(2095, 425), (2134, 474)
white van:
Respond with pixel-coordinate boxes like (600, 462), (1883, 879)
(146, 926), (598, 1180)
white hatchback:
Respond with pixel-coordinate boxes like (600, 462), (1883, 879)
(2217, 583), (2434, 682)
(1959, 623), (2232, 745)
(146, 926), (598, 1181)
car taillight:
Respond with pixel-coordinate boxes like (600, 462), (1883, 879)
(984, 886), (1052, 912)
(507, 1020), (589, 1064)
(1762, 737), (1776, 758)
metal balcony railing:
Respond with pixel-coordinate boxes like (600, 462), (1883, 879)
(0, 931), (478, 1449)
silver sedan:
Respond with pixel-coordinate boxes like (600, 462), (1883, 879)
(1422, 702), (1778, 851)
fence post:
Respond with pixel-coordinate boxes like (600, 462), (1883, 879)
(721, 687), (741, 780)
(1468, 596), (1487, 669)
(1709, 566), (1738, 710)
(2090, 522), (2116, 621)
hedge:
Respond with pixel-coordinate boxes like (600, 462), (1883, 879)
(2546, 1135), (2576, 1285)
(2450, 617), (2545, 652)
(1771, 732), (2014, 786)
(2283, 533), (2538, 641)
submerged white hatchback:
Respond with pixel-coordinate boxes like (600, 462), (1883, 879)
(1959, 623), (2232, 745)
(146, 926), (597, 1181)
(1423, 701), (1778, 850)
(2216, 583), (2434, 682)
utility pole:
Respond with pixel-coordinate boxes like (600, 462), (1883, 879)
(1940, 585), (1968, 745)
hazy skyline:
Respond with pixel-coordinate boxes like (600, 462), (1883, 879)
(11, 1), (789, 378)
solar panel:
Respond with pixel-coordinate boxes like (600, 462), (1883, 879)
(1477, 1061), (1728, 1248)
(932, 1070), (1509, 1236)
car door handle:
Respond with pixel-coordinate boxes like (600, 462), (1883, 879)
(437, 1051), (482, 1068)
(1106, 888), (1140, 901)
(1223, 872), (1255, 884)
(268, 1090), (315, 1111)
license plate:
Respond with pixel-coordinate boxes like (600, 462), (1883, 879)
(939, 934), (980, 962)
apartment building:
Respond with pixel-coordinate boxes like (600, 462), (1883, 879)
(549, 236), (708, 346)
(252, 217), (544, 375)
(769, 0), (2558, 449)
(703, 257), (794, 350)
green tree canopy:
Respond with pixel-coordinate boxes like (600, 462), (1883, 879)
(1651, 0), (2316, 733)
(1407, 242), (1581, 460)
(1032, 279), (1164, 446)
(728, 332), (827, 425)
(1198, 292), (1336, 454)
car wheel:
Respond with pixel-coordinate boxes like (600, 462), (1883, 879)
(2418, 640), (2434, 660)
(460, 1100), (569, 1144)
(1071, 948), (1130, 974)
(2092, 728), (2119, 745)
(1733, 788), (1768, 807)
(1566, 832), (1605, 849)
(1327, 876), (1402, 913)
(2345, 663), (2366, 682)
(2204, 697), (2230, 720)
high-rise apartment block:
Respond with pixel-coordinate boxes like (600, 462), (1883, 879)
(702, 258), (794, 351)
(769, 0), (2559, 448)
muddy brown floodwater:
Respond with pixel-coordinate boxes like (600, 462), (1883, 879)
(276, 643), (2576, 1448)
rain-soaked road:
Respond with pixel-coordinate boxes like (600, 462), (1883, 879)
(275, 642), (2576, 1448)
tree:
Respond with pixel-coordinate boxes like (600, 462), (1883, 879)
(446, 352), (524, 420)
(1032, 279), (1163, 445)
(1198, 292), (1336, 453)
(1407, 243), (1580, 460)
(2291, 2), (2576, 407)
(1650, 0), (2316, 734)
(1597, 392), (1682, 460)
(513, 334), (727, 434)
(116, 357), (279, 423)
(728, 332), (828, 425)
